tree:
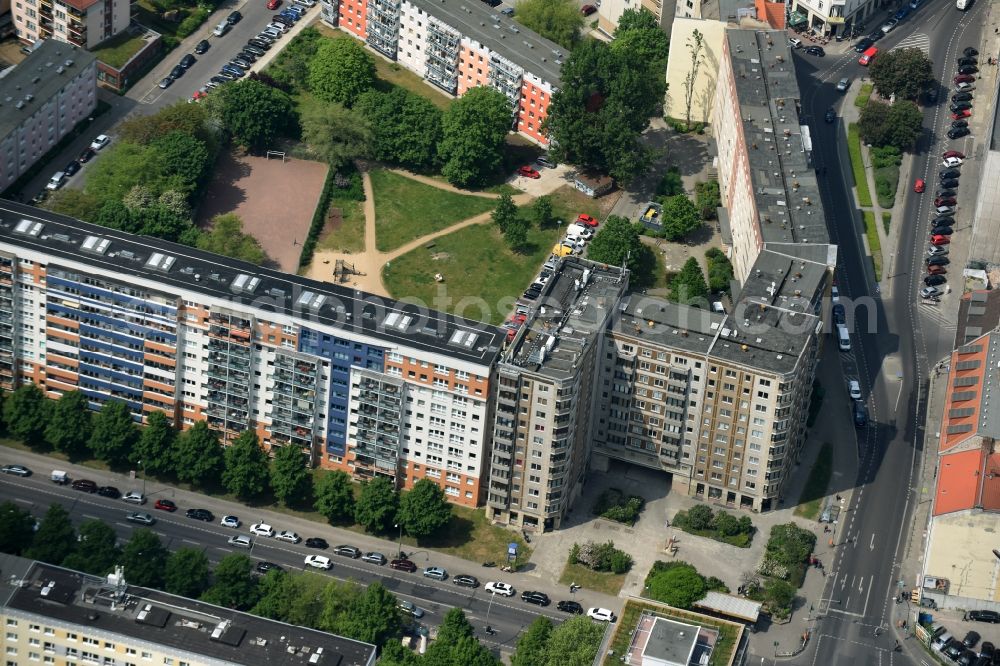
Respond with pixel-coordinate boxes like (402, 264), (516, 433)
(544, 40), (663, 184)
(695, 180), (720, 220)
(685, 504), (714, 530)
(586, 215), (642, 269)
(164, 548), (211, 598)
(197, 214), (267, 265)
(318, 579), (363, 632)
(514, 0), (585, 49)
(425, 634), (501, 666)
(355, 88), (443, 169)
(43, 189), (103, 222)
(62, 520), (120, 575)
(213, 79), (293, 151)
(491, 192), (519, 233)
(0, 501), (36, 555)
(267, 26), (321, 89)
(130, 411), (176, 477)
(45, 391), (92, 458)
(337, 582), (402, 644)
(503, 216), (529, 251)
(669, 257), (710, 305)
(398, 479), (452, 539)
(870, 47), (934, 100)
(201, 554), (260, 610)
(173, 421), (224, 487)
(314, 470), (356, 523)
(543, 616), (605, 666)
(763, 578), (796, 613)
(378, 642), (422, 666)
(705, 248), (734, 294)
(4, 383), (49, 445)
(530, 195), (553, 228)
(270, 444), (312, 506)
(151, 131), (211, 194)
(222, 430), (271, 500)
(120, 529), (168, 588)
(299, 102), (372, 169)
(118, 101), (214, 147)
(660, 195), (702, 241)
(354, 477), (399, 534)
(512, 616), (552, 666)
(712, 511), (740, 537)
(647, 563), (707, 608)
(439, 86), (513, 188)
(682, 29), (707, 130)
(25, 504), (75, 565)
(612, 9), (670, 78)
(86, 142), (166, 202)
(438, 607), (476, 643)
(308, 38), (376, 106)
(858, 99), (923, 150)
(89, 400), (137, 467)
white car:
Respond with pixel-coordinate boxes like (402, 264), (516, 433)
(848, 380), (862, 400)
(45, 172), (66, 191)
(221, 515), (241, 528)
(942, 157), (963, 168)
(250, 523), (275, 537)
(587, 607), (617, 622)
(305, 555), (332, 570)
(276, 530), (301, 544)
(90, 135), (110, 150)
(294, 0), (316, 6)
(920, 286), (943, 299)
(122, 491), (145, 505)
(485, 581), (515, 597)
(265, 22), (287, 33)
(228, 535), (252, 549)
(831, 286), (840, 303)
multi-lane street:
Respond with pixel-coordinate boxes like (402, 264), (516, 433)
(782, 1), (989, 663)
(0, 458), (591, 650)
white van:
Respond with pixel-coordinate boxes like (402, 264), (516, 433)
(956, 0), (969, 10)
(836, 324), (851, 352)
(213, 20), (231, 36)
(565, 223), (593, 240)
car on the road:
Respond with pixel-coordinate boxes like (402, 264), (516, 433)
(944, 150), (966, 159)
(398, 600), (424, 618)
(853, 399), (867, 427)
(587, 607), (617, 622)
(951, 120), (969, 129)
(158, 77), (173, 89)
(255, 561), (283, 574)
(558, 600), (584, 614)
(423, 567), (448, 581)
(268, 0), (281, 8)
(362, 551), (387, 565)
(913, 178), (925, 193)
(126, 512), (156, 525)
(925, 275), (947, 286)
(179, 53), (196, 69)
(836, 77), (850, 92)
(122, 491), (145, 505)
(934, 197), (956, 207)
(805, 46), (825, 56)
(0, 464), (30, 477)
(521, 591), (550, 606)
(250, 523), (275, 537)
(958, 65), (978, 75)
(227, 9), (242, 23)
(228, 535), (253, 549)
(921, 286), (943, 298)
(97, 486), (120, 498)
(276, 530), (301, 544)
(576, 213), (598, 227)
(453, 574), (479, 588)
(954, 74), (976, 84)
(194, 39), (210, 54)
(930, 235), (951, 245)
(942, 156), (964, 167)
(948, 127), (970, 140)
(880, 18), (898, 33)
(390, 559), (417, 573)
(940, 168), (961, 180)
(186, 508), (214, 522)
(824, 108), (836, 123)
(964, 631), (981, 648)
(306, 538), (329, 549)
(72, 479), (97, 492)
(848, 380), (862, 400)
(334, 544), (361, 558)
(517, 165), (541, 179)
(581, 3), (596, 14)
(485, 581), (515, 596)
(925, 87), (939, 104)
(214, 515), (239, 529)
(78, 147), (96, 163)
(154, 499), (177, 512)
(853, 38), (874, 52)
(46, 172), (66, 191)
(858, 46), (878, 66)
(967, 610), (1000, 623)
(304, 555), (332, 570)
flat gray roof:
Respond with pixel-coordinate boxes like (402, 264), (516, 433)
(641, 617), (699, 664)
(0, 41), (96, 140)
(726, 30), (831, 253)
(1, 558), (376, 666)
(0, 200), (503, 366)
(613, 295), (725, 356)
(407, 0), (564, 87)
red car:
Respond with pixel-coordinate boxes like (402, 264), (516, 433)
(389, 559), (417, 572)
(154, 499), (177, 512)
(943, 150), (966, 159)
(914, 178), (925, 193)
(266, 0), (281, 8)
(517, 165), (541, 179)
(934, 196), (956, 206)
(576, 214), (598, 227)
(952, 109), (972, 120)
(581, 3), (596, 14)
(927, 265), (947, 275)
(954, 74), (976, 84)
(930, 235), (951, 245)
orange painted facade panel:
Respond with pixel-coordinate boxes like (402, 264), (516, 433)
(339, 0), (367, 39)
(457, 46), (490, 96)
(400, 460), (481, 507)
(518, 81), (551, 145)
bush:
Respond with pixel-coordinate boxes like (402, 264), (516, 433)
(705, 247), (734, 295)
(570, 541), (633, 574)
(175, 7), (209, 38)
(298, 166), (364, 268)
(592, 488), (645, 525)
(656, 166), (684, 197)
(874, 165), (899, 209)
(673, 504), (755, 547)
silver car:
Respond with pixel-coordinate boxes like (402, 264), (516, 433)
(126, 512), (156, 526)
(228, 535), (253, 549)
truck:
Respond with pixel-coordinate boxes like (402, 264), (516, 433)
(956, 0), (969, 10)
(51, 470), (69, 485)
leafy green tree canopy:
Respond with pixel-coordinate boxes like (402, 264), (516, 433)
(121, 529), (169, 588)
(201, 553), (260, 610)
(130, 410), (176, 477)
(314, 470), (356, 524)
(4, 383), (49, 445)
(270, 445), (312, 506)
(88, 400), (137, 467)
(173, 421), (224, 487)
(660, 195), (702, 241)
(0, 501), (36, 555)
(308, 38), (376, 106)
(165, 548), (211, 598)
(512, 616), (553, 666)
(222, 430), (271, 500)
(669, 256), (710, 305)
(869, 47), (934, 100)
(515, 0), (585, 49)
(439, 86), (513, 188)
(355, 88), (442, 170)
(337, 582), (402, 644)
(45, 391), (93, 458)
(354, 477), (399, 534)
(62, 520), (120, 575)
(858, 99), (923, 151)
(398, 479), (452, 539)
(647, 563), (707, 608)
(213, 79), (294, 151)
(612, 9), (669, 77)
(197, 214), (267, 265)
(492, 192), (519, 233)
(586, 215), (642, 269)
(25, 504), (75, 565)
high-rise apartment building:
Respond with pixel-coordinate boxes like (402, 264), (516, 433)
(0, 41), (96, 193)
(0, 555), (377, 666)
(486, 258), (629, 531)
(0, 200), (502, 508)
(13, 0), (131, 49)
(320, 0), (562, 146)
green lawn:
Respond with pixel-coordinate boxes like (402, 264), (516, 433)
(855, 83), (874, 108)
(874, 165), (899, 209)
(316, 195), (365, 253)
(882, 211), (892, 234)
(558, 561), (627, 596)
(92, 32), (148, 68)
(847, 123), (873, 207)
(863, 210), (882, 280)
(794, 442), (833, 520)
(370, 170), (497, 252)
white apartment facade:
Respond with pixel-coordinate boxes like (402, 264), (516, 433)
(13, 0), (130, 49)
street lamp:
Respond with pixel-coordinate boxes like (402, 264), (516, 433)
(485, 587), (497, 636)
(394, 523), (403, 558)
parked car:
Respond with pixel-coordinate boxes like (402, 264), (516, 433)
(186, 508), (214, 522)
(250, 523), (275, 537)
(267, 0), (281, 8)
(958, 65), (979, 75)
(158, 77), (173, 89)
(272, 15), (294, 26)
(949, 103), (972, 113)
(853, 38), (874, 53)
(581, 3), (596, 14)
(362, 552), (387, 565)
(576, 214), (598, 227)
(248, 39), (272, 50)
(921, 286), (943, 298)
(194, 40), (210, 54)
(967, 610), (1000, 623)
(517, 165), (541, 179)
(927, 265), (947, 276)
(97, 486), (120, 498)
(941, 178), (960, 189)
(944, 150), (966, 159)
(0, 464), (31, 477)
(46, 172), (66, 190)
(485, 581), (515, 596)
(154, 499), (177, 512)
(62, 161), (80, 178)
(848, 379), (862, 400)
(276, 531), (301, 544)
(304, 555), (332, 570)
(558, 600), (584, 614)
(72, 479), (97, 492)
(90, 135), (111, 150)
(825, 108), (836, 123)
(423, 567), (448, 581)
(122, 491), (145, 505)
(965, 47), (979, 57)
(180, 53), (196, 68)
(952, 92), (973, 103)
(335, 545), (361, 558)
(952, 119), (969, 128)
(925, 275), (947, 286)
(390, 559), (417, 573)
(880, 18), (898, 33)
(958, 56), (977, 67)
(306, 538), (329, 549)
(940, 168), (962, 180)
(238, 50), (258, 62)
(954, 74), (976, 84)
(244, 44), (265, 57)
(832, 303), (846, 325)
(126, 512), (156, 525)
(227, 9), (242, 23)
(587, 608), (617, 622)
(78, 147), (96, 163)
(931, 226), (954, 237)
(964, 631), (982, 648)
(928, 245), (949, 256)
(805, 45), (825, 56)
(933, 216), (954, 226)
(930, 235), (951, 245)
(521, 591), (550, 606)
(221, 515), (241, 528)
(934, 196), (956, 207)
(953, 109), (972, 120)
(453, 574), (479, 588)
(955, 81), (975, 91)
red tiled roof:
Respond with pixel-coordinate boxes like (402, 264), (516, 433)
(934, 447), (984, 516)
(980, 451), (1000, 511)
(755, 0), (785, 29)
(63, 0), (102, 12)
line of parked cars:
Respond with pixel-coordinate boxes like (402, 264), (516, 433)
(931, 620), (998, 665)
(43, 134), (111, 195)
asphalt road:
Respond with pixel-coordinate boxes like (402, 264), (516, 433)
(0, 469), (577, 650)
(779, 1), (988, 664)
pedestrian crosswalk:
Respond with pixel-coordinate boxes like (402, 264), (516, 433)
(919, 303), (958, 331)
(892, 32), (930, 55)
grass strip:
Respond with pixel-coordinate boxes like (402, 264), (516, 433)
(848, 123), (873, 207)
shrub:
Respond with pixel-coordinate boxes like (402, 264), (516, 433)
(570, 541), (632, 574)
(656, 166), (684, 197)
(175, 7), (209, 38)
(593, 488), (645, 525)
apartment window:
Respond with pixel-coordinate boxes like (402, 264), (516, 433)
(5, 633), (15, 641)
